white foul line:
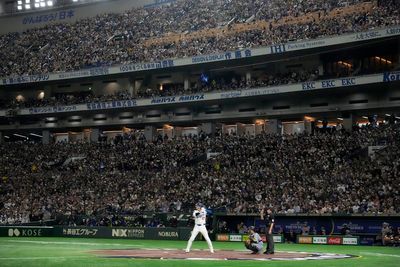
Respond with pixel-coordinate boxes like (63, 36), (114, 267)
(0, 256), (87, 260)
(361, 252), (400, 258)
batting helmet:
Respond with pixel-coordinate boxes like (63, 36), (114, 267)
(195, 202), (204, 209)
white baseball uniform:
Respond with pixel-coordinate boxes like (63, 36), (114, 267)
(185, 207), (214, 253)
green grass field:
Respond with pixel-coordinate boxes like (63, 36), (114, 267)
(0, 237), (399, 267)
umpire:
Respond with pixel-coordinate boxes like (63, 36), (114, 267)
(261, 207), (275, 254)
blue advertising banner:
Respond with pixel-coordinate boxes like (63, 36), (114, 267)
(86, 100), (137, 111)
(383, 71), (400, 82)
(191, 49), (252, 64)
(22, 9), (75, 25)
(28, 105), (78, 115)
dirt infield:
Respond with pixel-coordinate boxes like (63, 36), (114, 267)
(90, 249), (356, 261)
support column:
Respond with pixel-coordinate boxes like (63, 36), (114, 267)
(184, 76), (190, 91)
(134, 79), (143, 97)
(163, 125), (174, 140)
(144, 125), (157, 142)
(255, 121), (265, 135)
(200, 122), (216, 136)
(304, 120), (313, 134)
(342, 114), (355, 132)
(0, 132), (3, 144)
(318, 64), (324, 76)
(42, 130), (50, 144)
(128, 81), (134, 97)
(90, 128), (100, 143)
(246, 72), (252, 85)
(174, 127), (183, 138)
(236, 123), (246, 136)
(266, 119), (282, 135)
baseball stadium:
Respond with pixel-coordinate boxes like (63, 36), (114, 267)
(0, 0), (399, 266)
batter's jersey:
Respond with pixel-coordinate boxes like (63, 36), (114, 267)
(193, 208), (207, 225)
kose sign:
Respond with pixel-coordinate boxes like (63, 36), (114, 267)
(8, 228), (42, 237)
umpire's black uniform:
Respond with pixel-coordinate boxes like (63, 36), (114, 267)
(264, 212), (275, 254)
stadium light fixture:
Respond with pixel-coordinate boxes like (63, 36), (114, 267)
(47, 1), (53, 6)
(4, 136), (10, 139)
(338, 61), (352, 68)
(25, 0), (30, 3)
(18, 0), (22, 4)
(40, 2), (45, 7)
(46, 117), (57, 122)
(337, 118), (344, 120)
(304, 115), (315, 122)
(25, 4), (31, 9)
(13, 133), (28, 139)
(17, 5), (22, 10)
(375, 56), (392, 64)
(34, 3), (39, 7)
(73, 0), (79, 2)
(29, 133), (43, 138)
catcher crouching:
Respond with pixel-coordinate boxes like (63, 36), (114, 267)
(244, 226), (263, 254)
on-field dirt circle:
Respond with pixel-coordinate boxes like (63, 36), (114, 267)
(91, 248), (358, 261)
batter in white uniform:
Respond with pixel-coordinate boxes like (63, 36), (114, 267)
(185, 203), (214, 253)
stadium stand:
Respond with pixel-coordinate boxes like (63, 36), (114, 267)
(0, 0), (399, 234)
(0, 0), (399, 76)
(0, 123), (399, 225)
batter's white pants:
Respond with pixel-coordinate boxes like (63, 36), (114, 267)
(185, 225), (214, 253)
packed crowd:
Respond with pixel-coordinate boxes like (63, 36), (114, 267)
(382, 222), (400, 246)
(0, 69), (319, 109)
(0, 122), (399, 225)
(138, 70), (318, 98)
(0, 0), (398, 76)
(0, 68), (327, 109)
(0, 89), (133, 110)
